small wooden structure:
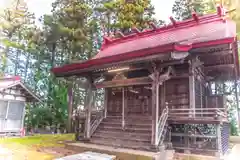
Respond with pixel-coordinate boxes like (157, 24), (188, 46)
(52, 6), (239, 156)
(0, 76), (40, 135)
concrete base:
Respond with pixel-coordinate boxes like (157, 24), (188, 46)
(65, 142), (175, 160)
(174, 153), (221, 160)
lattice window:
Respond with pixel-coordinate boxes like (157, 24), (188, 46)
(221, 122), (230, 154)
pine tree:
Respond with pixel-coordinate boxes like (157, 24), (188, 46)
(97, 0), (156, 34)
(172, 0), (207, 20)
(207, 0), (240, 33)
(0, 0), (34, 75)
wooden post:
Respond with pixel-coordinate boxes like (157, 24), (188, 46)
(189, 59), (196, 118)
(84, 81), (94, 139)
(151, 81), (157, 145)
(104, 88), (108, 118)
(151, 73), (159, 146)
(160, 82), (166, 113)
(155, 83), (159, 146)
(122, 87), (125, 129)
(200, 82), (203, 117)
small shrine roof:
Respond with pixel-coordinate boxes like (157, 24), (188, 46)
(0, 76), (41, 102)
(52, 6), (238, 77)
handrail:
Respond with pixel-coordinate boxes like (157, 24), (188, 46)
(157, 106), (169, 145)
(90, 110), (104, 136)
(169, 108), (225, 111)
(169, 108), (227, 119)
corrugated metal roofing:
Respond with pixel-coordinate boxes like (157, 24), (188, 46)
(94, 19), (236, 59)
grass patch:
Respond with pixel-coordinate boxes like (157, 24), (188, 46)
(0, 134), (75, 160)
(0, 134), (75, 147)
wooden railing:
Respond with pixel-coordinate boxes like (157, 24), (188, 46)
(168, 108), (227, 119)
(157, 106), (169, 145)
(90, 110), (104, 136)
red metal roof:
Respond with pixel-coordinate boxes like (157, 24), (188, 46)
(52, 7), (238, 76)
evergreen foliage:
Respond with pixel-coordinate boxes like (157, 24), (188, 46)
(0, 0), (163, 132)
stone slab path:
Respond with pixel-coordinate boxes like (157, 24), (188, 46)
(225, 144), (240, 160)
(0, 145), (12, 160)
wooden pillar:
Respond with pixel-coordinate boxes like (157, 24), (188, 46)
(160, 82), (166, 113)
(189, 59), (196, 117)
(84, 82), (94, 139)
(200, 82), (203, 117)
(122, 87), (125, 129)
(104, 88), (108, 118)
(151, 78), (159, 146)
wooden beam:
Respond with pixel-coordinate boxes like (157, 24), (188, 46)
(204, 64), (234, 71)
(95, 76), (152, 88)
(197, 50), (232, 57)
(171, 132), (216, 138)
(94, 57), (183, 76)
(63, 53), (170, 77)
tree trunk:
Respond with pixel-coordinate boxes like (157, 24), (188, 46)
(67, 82), (73, 133)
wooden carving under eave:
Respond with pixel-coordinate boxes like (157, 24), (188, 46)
(113, 72), (127, 80)
(149, 66), (175, 85)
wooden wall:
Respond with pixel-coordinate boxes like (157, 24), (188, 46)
(107, 88), (122, 115)
(165, 78), (189, 110)
(107, 86), (152, 116)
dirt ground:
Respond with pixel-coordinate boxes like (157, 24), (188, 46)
(1, 134), (240, 160)
(0, 134), (76, 160)
(0, 143), (78, 160)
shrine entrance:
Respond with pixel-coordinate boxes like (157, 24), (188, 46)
(107, 85), (152, 117)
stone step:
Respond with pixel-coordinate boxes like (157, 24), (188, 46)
(103, 118), (152, 124)
(93, 130), (151, 142)
(90, 137), (153, 151)
(100, 121), (152, 129)
(97, 125), (151, 133)
(92, 133), (150, 143)
(106, 115), (152, 121)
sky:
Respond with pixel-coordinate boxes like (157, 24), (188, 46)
(0, 0), (175, 22)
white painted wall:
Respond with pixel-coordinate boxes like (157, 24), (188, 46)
(0, 89), (26, 133)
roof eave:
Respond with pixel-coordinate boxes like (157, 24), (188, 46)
(52, 37), (236, 77)
(1, 81), (42, 103)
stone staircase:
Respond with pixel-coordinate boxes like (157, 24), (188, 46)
(90, 115), (153, 151)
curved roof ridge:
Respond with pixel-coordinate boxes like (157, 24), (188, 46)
(100, 12), (223, 51)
